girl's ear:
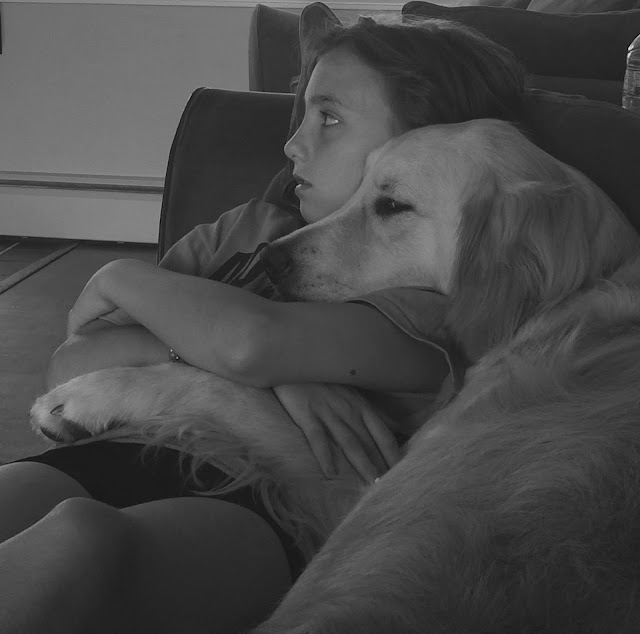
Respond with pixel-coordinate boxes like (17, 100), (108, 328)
(446, 165), (639, 365)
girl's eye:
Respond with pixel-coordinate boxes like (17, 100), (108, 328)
(321, 112), (340, 127)
(374, 196), (413, 217)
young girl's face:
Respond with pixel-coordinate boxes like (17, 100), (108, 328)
(285, 46), (401, 223)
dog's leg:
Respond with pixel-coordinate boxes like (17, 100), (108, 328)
(30, 364), (229, 442)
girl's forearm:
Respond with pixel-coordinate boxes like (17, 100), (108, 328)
(46, 325), (169, 390)
(88, 260), (450, 393)
(99, 259), (274, 382)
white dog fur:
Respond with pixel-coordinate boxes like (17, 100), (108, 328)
(31, 120), (640, 630)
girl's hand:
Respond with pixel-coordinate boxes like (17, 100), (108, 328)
(273, 383), (402, 483)
(66, 263), (124, 337)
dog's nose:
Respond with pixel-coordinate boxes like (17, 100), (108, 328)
(261, 244), (294, 282)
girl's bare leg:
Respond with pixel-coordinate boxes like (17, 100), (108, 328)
(0, 462), (90, 543)
(0, 496), (136, 634)
(0, 496), (293, 634)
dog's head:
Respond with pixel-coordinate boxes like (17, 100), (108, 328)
(262, 119), (640, 363)
(262, 124), (467, 301)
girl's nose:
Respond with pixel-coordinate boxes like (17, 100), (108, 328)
(284, 125), (307, 162)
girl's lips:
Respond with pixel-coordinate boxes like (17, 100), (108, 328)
(294, 176), (312, 195)
(293, 173), (311, 186)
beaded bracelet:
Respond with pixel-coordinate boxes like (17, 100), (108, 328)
(168, 348), (186, 364)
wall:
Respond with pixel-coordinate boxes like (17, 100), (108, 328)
(0, 2), (256, 242)
(0, 1), (404, 243)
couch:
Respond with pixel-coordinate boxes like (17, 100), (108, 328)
(248, 0), (640, 105)
(158, 1), (640, 259)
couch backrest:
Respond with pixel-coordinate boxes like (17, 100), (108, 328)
(158, 88), (640, 259)
(158, 89), (293, 260)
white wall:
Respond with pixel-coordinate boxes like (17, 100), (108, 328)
(0, 3), (254, 241)
(1, 3), (255, 177)
(0, 2), (399, 242)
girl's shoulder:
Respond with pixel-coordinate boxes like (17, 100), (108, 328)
(211, 198), (305, 247)
(160, 199), (305, 276)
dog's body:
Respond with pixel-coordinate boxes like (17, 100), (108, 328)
(30, 120), (640, 629)
(256, 254), (640, 634)
(255, 255), (640, 633)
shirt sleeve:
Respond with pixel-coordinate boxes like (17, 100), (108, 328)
(157, 202), (253, 276)
(348, 287), (468, 429)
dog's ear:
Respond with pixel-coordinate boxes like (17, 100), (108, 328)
(446, 163), (640, 364)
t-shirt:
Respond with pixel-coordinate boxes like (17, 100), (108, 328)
(159, 199), (305, 300)
(103, 198), (467, 436)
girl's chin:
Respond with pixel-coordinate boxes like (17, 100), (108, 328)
(299, 202), (322, 224)
(299, 199), (337, 225)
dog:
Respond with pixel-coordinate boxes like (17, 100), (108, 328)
(254, 254), (640, 634)
(251, 124), (640, 632)
(31, 120), (640, 630)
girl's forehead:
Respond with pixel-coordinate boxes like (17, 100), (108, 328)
(306, 48), (393, 116)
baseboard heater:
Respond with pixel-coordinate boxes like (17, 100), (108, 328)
(0, 171), (164, 244)
(0, 171), (164, 195)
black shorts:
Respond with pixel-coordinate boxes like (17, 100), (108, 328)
(11, 440), (306, 579)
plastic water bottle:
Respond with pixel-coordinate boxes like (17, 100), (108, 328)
(622, 34), (640, 113)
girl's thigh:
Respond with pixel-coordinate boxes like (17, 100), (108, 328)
(0, 461), (90, 543)
(120, 497), (293, 634)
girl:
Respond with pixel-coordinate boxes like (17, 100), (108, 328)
(0, 15), (525, 634)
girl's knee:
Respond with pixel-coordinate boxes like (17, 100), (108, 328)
(0, 462), (91, 544)
(47, 497), (136, 562)
(19, 498), (139, 632)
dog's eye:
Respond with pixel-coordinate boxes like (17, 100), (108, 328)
(374, 196), (413, 217)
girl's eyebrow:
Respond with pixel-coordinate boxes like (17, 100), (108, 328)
(306, 93), (352, 111)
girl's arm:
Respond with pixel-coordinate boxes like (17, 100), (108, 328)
(70, 258), (449, 392)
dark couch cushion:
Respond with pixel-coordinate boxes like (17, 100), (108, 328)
(528, 0), (640, 12)
(524, 89), (640, 235)
(402, 1), (640, 82)
(248, 4), (300, 93)
(158, 89), (295, 259)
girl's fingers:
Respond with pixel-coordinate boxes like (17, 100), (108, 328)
(298, 415), (335, 479)
(324, 415), (380, 483)
(339, 402), (394, 475)
(362, 408), (402, 469)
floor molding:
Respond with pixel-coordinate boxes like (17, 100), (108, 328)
(0, 242), (80, 295)
(0, 171), (164, 195)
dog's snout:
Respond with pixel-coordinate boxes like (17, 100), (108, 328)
(261, 244), (294, 282)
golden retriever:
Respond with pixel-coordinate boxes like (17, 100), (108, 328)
(253, 122), (640, 632)
(31, 121), (640, 630)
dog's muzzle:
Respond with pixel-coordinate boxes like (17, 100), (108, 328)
(261, 243), (294, 286)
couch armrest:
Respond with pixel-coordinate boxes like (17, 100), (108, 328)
(158, 88), (295, 261)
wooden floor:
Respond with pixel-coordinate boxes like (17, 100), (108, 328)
(0, 241), (157, 463)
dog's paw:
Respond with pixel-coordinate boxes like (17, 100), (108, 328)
(30, 376), (124, 443)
